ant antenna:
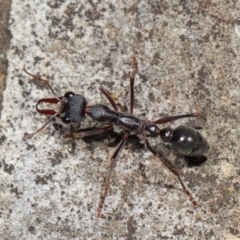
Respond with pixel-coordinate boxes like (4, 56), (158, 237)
(23, 66), (61, 102)
(23, 113), (59, 140)
(23, 66), (64, 139)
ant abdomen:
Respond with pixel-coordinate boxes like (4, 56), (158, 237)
(160, 125), (209, 156)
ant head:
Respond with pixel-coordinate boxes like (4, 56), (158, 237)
(23, 66), (87, 139)
(60, 92), (75, 123)
(60, 92), (87, 124)
(36, 91), (87, 125)
(159, 127), (173, 143)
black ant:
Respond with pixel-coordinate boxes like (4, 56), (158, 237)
(24, 57), (209, 218)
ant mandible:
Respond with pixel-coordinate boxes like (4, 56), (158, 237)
(24, 56), (209, 218)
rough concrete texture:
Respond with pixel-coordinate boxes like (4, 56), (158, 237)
(0, 0), (11, 113)
(1, 0), (240, 239)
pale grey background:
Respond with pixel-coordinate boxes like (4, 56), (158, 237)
(1, 0), (240, 239)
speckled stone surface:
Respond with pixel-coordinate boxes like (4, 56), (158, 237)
(1, 1), (240, 239)
(0, 0), (11, 113)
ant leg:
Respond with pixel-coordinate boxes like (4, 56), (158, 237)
(97, 133), (129, 218)
(140, 136), (197, 207)
(99, 55), (138, 114)
(109, 92), (126, 111)
(23, 66), (60, 100)
(130, 56), (138, 115)
(65, 124), (113, 138)
(23, 113), (59, 140)
(99, 87), (127, 112)
(152, 113), (206, 125)
(99, 86), (119, 111)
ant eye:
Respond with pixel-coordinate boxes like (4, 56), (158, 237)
(61, 116), (71, 124)
(64, 92), (75, 98)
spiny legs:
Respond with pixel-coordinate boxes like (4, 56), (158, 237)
(97, 133), (129, 218)
(139, 135), (197, 208)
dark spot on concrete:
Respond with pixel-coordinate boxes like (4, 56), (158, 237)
(10, 186), (20, 197)
(52, 123), (64, 133)
(85, 10), (103, 22)
(26, 144), (35, 151)
(149, 2), (167, 15)
(115, 213), (122, 221)
(35, 174), (52, 185)
(104, 58), (112, 68)
(173, 226), (186, 236)
(28, 225), (35, 234)
(229, 227), (239, 236)
(45, 61), (51, 67)
(206, 229), (214, 238)
(50, 151), (64, 166)
(179, 34), (186, 41)
(33, 57), (44, 66)
(1, 160), (14, 174)
(47, 0), (65, 8)
(151, 52), (161, 65)
(63, 18), (74, 32)
(148, 91), (156, 102)
(0, 135), (6, 144)
(127, 216), (137, 240)
(138, 73), (147, 83)
(138, 163), (149, 184)
(18, 79), (24, 86)
(64, 3), (79, 17)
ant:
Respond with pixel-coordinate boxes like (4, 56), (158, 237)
(24, 57), (209, 218)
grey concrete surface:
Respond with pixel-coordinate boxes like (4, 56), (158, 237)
(0, 0), (11, 113)
(1, 0), (240, 239)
